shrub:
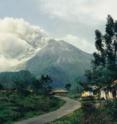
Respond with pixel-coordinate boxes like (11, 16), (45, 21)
(105, 100), (117, 121)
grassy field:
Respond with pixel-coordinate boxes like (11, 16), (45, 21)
(0, 92), (65, 124)
(50, 109), (82, 124)
(50, 99), (117, 124)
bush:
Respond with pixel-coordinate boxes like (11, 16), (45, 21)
(105, 100), (117, 121)
(0, 92), (64, 124)
(51, 99), (114, 124)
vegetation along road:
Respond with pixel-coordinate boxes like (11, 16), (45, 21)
(15, 96), (81, 124)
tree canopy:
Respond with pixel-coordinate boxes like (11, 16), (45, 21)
(86, 15), (117, 84)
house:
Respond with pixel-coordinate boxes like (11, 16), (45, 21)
(81, 80), (117, 100)
(81, 84), (99, 97)
(100, 80), (117, 100)
(111, 80), (117, 98)
(81, 85), (99, 98)
(100, 87), (108, 100)
(51, 89), (68, 96)
(81, 91), (93, 97)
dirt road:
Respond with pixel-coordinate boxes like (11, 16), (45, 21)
(15, 96), (81, 124)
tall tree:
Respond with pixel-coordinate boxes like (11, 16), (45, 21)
(40, 75), (53, 95)
(86, 15), (117, 84)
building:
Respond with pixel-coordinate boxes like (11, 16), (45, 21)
(100, 80), (117, 100)
(81, 91), (93, 97)
(81, 85), (99, 98)
(111, 80), (117, 98)
(51, 89), (68, 96)
(100, 87), (109, 100)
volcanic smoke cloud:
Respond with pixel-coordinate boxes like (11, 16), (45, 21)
(0, 17), (47, 71)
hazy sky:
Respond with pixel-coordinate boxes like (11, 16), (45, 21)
(0, 0), (116, 52)
(0, 0), (117, 70)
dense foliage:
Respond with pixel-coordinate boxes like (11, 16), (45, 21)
(0, 70), (53, 96)
(0, 71), (64, 124)
(86, 15), (117, 84)
(0, 70), (36, 88)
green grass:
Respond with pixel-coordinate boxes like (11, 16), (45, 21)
(0, 92), (65, 124)
(50, 99), (117, 124)
(50, 108), (112, 124)
(50, 109), (83, 124)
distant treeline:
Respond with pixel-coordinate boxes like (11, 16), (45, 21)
(0, 70), (53, 95)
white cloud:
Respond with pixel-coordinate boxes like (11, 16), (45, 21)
(0, 55), (19, 72)
(0, 18), (47, 48)
(62, 34), (95, 53)
(37, 0), (117, 24)
(0, 17), (47, 71)
(0, 33), (33, 59)
(35, 0), (117, 54)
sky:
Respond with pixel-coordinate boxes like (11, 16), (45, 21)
(0, 0), (117, 70)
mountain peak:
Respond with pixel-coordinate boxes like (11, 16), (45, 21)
(22, 40), (92, 87)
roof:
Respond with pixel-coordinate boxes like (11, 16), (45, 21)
(52, 89), (68, 93)
(88, 85), (99, 90)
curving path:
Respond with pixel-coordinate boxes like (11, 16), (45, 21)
(15, 96), (81, 124)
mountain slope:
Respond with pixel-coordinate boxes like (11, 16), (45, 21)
(24, 39), (92, 87)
